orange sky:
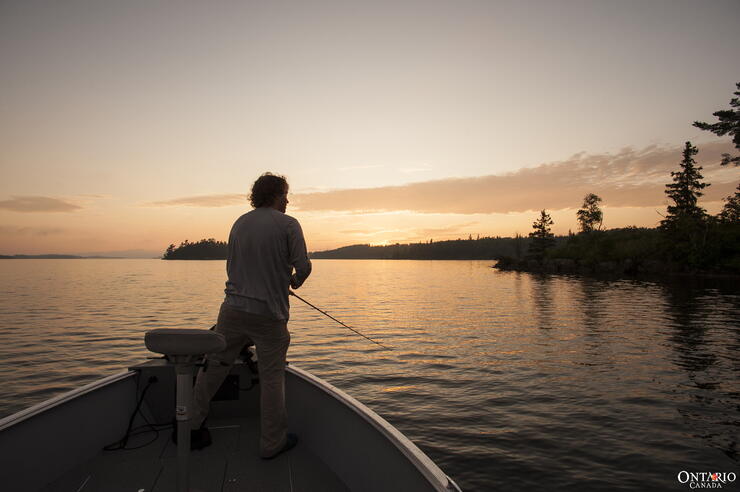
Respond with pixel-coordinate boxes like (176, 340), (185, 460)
(1, 1), (738, 256)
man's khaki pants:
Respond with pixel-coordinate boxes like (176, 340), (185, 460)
(191, 302), (290, 457)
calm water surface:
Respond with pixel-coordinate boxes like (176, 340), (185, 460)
(0, 259), (738, 491)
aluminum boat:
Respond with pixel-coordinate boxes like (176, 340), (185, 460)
(0, 330), (461, 492)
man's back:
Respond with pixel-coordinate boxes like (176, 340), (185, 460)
(224, 207), (311, 320)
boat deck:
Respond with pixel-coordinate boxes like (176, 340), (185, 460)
(42, 414), (350, 492)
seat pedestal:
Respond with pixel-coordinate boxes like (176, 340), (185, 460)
(144, 329), (226, 492)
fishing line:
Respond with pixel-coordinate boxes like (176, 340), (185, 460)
(289, 291), (393, 351)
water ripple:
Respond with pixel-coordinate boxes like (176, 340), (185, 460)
(0, 259), (738, 491)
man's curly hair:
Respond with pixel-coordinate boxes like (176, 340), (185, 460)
(250, 172), (288, 208)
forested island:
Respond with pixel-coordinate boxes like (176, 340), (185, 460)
(162, 239), (228, 260)
(162, 84), (740, 276)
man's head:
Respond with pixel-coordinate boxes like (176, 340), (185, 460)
(250, 172), (289, 212)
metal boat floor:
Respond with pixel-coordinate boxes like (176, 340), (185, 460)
(42, 415), (350, 492)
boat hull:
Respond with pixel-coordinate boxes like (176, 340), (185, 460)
(0, 359), (460, 491)
(0, 372), (138, 492)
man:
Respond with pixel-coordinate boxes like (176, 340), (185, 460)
(189, 172), (312, 459)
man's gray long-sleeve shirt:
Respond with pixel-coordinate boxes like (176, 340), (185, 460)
(223, 207), (311, 320)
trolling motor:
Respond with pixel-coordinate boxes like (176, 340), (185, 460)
(144, 329), (226, 492)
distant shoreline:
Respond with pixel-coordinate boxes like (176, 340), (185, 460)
(0, 255), (145, 259)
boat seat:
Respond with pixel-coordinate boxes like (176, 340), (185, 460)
(145, 328), (226, 356)
(143, 328), (227, 492)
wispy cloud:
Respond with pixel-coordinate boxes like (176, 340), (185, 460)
(413, 222), (479, 237)
(337, 164), (385, 171)
(292, 141), (737, 214)
(0, 225), (66, 236)
(76, 194), (111, 199)
(0, 196), (82, 213)
(400, 166), (432, 174)
(339, 222), (479, 241)
(339, 227), (407, 237)
(146, 194), (246, 208)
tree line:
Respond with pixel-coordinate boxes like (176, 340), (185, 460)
(309, 235), (541, 260)
(515, 82), (739, 273)
(163, 83), (739, 273)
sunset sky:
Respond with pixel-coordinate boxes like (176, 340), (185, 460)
(1, 0), (738, 256)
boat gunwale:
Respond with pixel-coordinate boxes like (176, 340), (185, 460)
(0, 364), (461, 491)
(0, 370), (136, 432)
(288, 364), (461, 492)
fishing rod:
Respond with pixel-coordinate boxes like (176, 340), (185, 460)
(289, 291), (393, 351)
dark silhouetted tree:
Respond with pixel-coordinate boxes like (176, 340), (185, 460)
(660, 142), (713, 267)
(529, 210), (554, 259)
(164, 244), (176, 259)
(576, 193), (603, 233)
(661, 142), (710, 228)
(718, 184), (740, 224)
(693, 82), (740, 166)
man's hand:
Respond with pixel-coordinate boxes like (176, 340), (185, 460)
(290, 274), (300, 289)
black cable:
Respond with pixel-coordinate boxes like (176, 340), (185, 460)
(104, 375), (160, 451)
(105, 351), (258, 449)
(116, 415), (174, 450)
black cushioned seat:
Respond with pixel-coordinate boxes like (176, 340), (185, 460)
(145, 328), (226, 356)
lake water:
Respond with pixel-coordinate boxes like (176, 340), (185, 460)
(0, 259), (738, 491)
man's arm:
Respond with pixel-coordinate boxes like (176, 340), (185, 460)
(287, 218), (312, 289)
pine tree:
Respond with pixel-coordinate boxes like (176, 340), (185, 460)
(660, 142), (714, 267)
(693, 82), (740, 166)
(163, 244), (176, 259)
(576, 193), (603, 233)
(529, 210), (555, 259)
(661, 141), (710, 229)
(718, 184), (740, 224)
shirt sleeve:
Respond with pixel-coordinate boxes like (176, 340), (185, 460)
(287, 217), (312, 288)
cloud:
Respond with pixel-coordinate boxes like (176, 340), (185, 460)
(339, 228), (406, 237)
(0, 196), (82, 213)
(291, 141), (737, 214)
(413, 222), (480, 237)
(400, 166), (432, 174)
(0, 225), (66, 236)
(337, 164), (385, 171)
(146, 194), (246, 208)
(339, 222), (479, 241)
(76, 194), (112, 200)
